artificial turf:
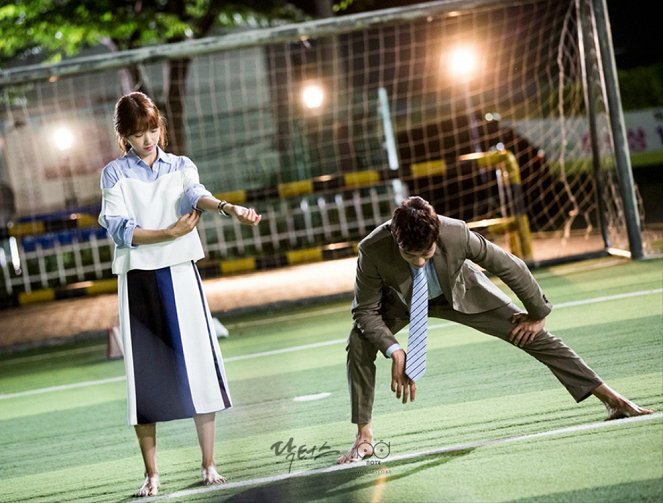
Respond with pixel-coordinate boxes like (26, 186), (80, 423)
(0, 257), (661, 502)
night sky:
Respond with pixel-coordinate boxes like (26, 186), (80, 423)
(329, 0), (661, 70)
(605, 0), (659, 69)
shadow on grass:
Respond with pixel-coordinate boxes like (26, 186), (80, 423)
(220, 448), (474, 502)
(503, 478), (663, 503)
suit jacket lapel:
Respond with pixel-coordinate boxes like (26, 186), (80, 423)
(390, 243), (412, 304)
(432, 240), (452, 299)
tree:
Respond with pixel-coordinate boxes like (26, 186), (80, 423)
(0, 0), (312, 154)
(618, 65), (663, 109)
(1, 1), (419, 154)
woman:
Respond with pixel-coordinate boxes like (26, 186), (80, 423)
(99, 92), (261, 496)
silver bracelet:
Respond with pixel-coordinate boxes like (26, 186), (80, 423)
(217, 201), (230, 217)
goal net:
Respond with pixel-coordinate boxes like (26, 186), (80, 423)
(0, 0), (647, 300)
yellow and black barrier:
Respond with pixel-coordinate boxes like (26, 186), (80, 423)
(17, 278), (118, 305)
(213, 162), (446, 204)
(199, 241), (358, 278)
(9, 163), (444, 241)
(9, 213), (100, 238)
(13, 242), (359, 306)
(459, 150), (533, 261)
(8, 154), (526, 307)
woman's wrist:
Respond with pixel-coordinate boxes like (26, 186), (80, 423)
(217, 200), (235, 217)
(217, 200), (232, 217)
(165, 226), (179, 239)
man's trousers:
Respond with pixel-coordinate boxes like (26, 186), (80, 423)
(346, 295), (603, 424)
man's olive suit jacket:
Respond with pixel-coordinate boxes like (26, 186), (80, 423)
(351, 216), (552, 356)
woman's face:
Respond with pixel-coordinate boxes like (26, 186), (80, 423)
(126, 127), (160, 160)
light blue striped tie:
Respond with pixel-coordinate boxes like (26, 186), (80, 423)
(405, 266), (428, 382)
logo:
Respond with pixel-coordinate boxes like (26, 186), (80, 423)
(270, 437), (341, 473)
(355, 440), (391, 464)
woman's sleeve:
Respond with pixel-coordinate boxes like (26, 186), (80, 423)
(98, 167), (138, 248)
(99, 213), (138, 248)
(180, 157), (213, 214)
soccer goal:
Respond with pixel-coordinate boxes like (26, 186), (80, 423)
(0, 0), (647, 303)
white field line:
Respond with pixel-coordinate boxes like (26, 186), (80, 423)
(0, 344), (107, 365)
(225, 338), (350, 362)
(1, 288), (661, 401)
(4, 285), (660, 366)
(555, 288), (662, 308)
(231, 305), (349, 328)
(0, 376), (128, 399)
(2, 286), (659, 368)
(138, 412), (663, 502)
(0, 306), (349, 368)
(293, 392), (332, 402)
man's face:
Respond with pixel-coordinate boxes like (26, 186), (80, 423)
(398, 242), (437, 268)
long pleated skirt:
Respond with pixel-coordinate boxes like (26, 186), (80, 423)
(117, 261), (232, 425)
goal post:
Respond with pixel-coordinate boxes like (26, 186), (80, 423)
(0, 0), (649, 303)
(590, 0), (643, 259)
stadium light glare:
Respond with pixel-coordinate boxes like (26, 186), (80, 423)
(448, 45), (478, 81)
(53, 126), (74, 151)
(301, 83), (325, 110)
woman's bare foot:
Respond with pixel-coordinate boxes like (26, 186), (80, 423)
(134, 473), (159, 497)
(337, 423), (374, 464)
(592, 383), (654, 420)
(201, 464), (226, 485)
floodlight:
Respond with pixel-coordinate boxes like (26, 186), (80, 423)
(53, 126), (74, 151)
(301, 83), (325, 110)
(448, 45), (478, 81)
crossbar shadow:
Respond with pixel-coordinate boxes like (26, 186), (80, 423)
(221, 448), (475, 502)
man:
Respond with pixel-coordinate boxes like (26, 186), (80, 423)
(337, 196), (652, 464)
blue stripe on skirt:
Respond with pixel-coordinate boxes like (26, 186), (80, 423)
(128, 267), (196, 424)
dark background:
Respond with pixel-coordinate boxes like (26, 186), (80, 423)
(607, 0), (661, 69)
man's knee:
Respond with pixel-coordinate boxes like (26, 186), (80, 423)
(524, 329), (565, 350)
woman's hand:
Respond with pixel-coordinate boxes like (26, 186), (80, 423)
(131, 210), (201, 245)
(228, 204), (262, 226)
(169, 210), (201, 238)
(194, 197), (262, 226)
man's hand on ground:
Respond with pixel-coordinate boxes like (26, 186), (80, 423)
(391, 349), (416, 403)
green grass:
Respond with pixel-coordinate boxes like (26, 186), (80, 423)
(0, 257), (661, 502)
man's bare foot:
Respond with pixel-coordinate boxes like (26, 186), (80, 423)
(337, 423), (374, 464)
(605, 400), (654, 420)
(592, 383), (654, 420)
(337, 436), (374, 464)
(134, 473), (159, 497)
(201, 465), (226, 485)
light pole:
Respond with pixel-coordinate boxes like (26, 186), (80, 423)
(53, 126), (77, 210)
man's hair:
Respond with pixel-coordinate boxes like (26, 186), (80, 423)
(390, 196), (440, 251)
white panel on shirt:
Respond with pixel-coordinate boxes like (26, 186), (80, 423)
(106, 171), (204, 274)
